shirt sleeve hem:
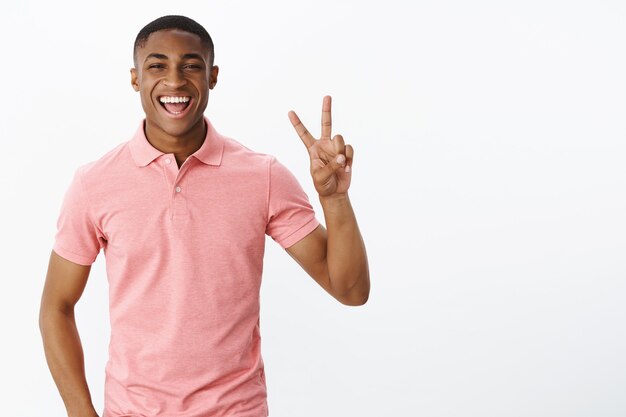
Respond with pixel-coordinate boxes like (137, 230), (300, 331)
(277, 217), (320, 249)
(52, 243), (96, 266)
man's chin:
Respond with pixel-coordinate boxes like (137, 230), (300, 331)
(148, 114), (204, 139)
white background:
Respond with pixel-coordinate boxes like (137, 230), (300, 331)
(1, 0), (625, 416)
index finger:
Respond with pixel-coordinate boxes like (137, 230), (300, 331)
(321, 95), (332, 140)
(288, 110), (316, 148)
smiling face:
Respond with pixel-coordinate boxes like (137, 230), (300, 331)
(130, 29), (219, 140)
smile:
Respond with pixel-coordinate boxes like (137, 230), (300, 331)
(158, 96), (192, 116)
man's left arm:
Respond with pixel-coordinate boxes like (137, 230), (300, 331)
(285, 96), (370, 306)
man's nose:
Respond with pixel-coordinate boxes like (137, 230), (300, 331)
(163, 68), (186, 88)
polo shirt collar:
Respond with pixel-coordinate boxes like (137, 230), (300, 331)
(129, 116), (224, 167)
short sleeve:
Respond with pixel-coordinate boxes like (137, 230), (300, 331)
(52, 167), (105, 265)
(266, 156), (320, 248)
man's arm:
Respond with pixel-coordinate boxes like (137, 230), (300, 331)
(286, 96), (370, 306)
(39, 250), (99, 417)
(286, 196), (369, 306)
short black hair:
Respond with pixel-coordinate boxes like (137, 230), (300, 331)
(133, 15), (214, 67)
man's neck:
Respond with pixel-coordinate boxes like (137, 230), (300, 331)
(144, 118), (207, 167)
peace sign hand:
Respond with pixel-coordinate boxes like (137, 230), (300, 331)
(288, 95), (354, 198)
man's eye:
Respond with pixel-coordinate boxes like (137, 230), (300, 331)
(149, 64), (164, 69)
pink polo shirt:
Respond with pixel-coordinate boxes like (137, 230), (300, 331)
(52, 116), (319, 417)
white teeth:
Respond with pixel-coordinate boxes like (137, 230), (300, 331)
(159, 96), (191, 104)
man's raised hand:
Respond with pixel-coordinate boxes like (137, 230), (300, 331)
(288, 95), (354, 198)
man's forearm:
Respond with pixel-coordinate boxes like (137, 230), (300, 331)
(39, 310), (99, 417)
(320, 192), (370, 305)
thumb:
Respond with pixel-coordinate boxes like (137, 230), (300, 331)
(313, 153), (346, 184)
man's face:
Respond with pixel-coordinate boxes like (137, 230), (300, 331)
(130, 29), (219, 138)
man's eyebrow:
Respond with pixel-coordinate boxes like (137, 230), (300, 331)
(144, 53), (206, 62)
(145, 53), (168, 61)
(182, 53), (205, 60)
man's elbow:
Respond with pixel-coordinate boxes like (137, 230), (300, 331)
(340, 292), (369, 306)
(337, 274), (370, 306)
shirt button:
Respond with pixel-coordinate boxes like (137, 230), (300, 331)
(175, 186), (182, 193)
(165, 158), (171, 164)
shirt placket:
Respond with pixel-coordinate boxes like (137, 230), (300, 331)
(161, 155), (191, 220)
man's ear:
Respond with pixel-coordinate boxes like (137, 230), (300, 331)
(130, 68), (140, 92)
(209, 65), (219, 90)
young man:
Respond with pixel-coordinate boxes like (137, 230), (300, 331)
(39, 15), (369, 417)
